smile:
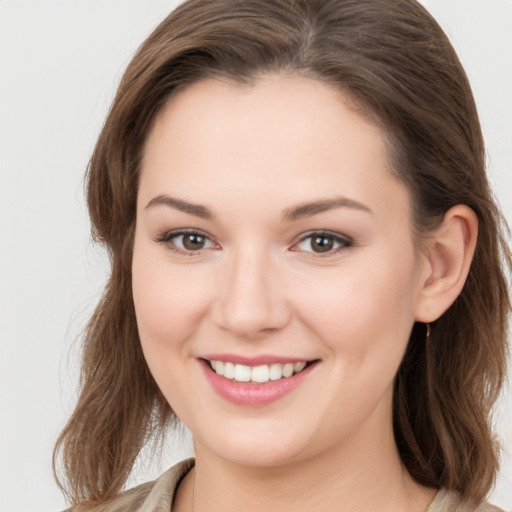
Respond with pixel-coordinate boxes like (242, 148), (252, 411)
(199, 357), (319, 406)
(208, 360), (308, 383)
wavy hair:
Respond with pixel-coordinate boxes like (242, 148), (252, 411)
(54, 0), (511, 506)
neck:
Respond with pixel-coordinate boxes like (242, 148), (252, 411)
(174, 398), (436, 512)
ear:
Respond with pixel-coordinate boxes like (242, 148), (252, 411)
(414, 205), (478, 323)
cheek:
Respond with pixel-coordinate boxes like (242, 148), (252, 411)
(131, 240), (211, 415)
(293, 254), (418, 364)
(131, 242), (210, 350)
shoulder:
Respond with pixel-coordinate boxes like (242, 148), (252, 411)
(426, 489), (504, 512)
(65, 458), (195, 512)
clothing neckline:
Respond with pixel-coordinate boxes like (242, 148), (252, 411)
(164, 459), (443, 512)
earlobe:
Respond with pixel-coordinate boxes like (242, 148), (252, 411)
(414, 205), (478, 323)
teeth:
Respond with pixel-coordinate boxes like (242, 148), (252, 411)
(269, 363), (282, 381)
(294, 361), (306, 373)
(234, 364), (251, 382)
(224, 362), (235, 380)
(208, 360), (309, 383)
(214, 361), (224, 375)
(251, 365), (270, 383)
(282, 363), (294, 378)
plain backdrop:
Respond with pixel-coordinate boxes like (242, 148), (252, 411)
(0, 1), (511, 511)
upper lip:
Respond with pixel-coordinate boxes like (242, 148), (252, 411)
(200, 353), (314, 366)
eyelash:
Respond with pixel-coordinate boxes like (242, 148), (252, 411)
(154, 229), (353, 256)
(292, 230), (353, 256)
(153, 229), (217, 255)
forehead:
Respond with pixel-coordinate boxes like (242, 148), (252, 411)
(144, 74), (387, 166)
(139, 74), (410, 222)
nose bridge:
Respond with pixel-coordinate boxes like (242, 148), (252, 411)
(212, 244), (289, 338)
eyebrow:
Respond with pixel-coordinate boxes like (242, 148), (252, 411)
(145, 195), (213, 219)
(145, 194), (371, 221)
(282, 197), (372, 222)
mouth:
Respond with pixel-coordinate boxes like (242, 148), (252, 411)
(199, 356), (319, 406)
(198, 354), (320, 406)
(204, 359), (313, 384)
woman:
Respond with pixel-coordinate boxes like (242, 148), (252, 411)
(54, 0), (511, 510)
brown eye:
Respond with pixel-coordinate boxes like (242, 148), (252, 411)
(155, 230), (216, 253)
(182, 233), (206, 250)
(310, 235), (334, 253)
(293, 231), (353, 255)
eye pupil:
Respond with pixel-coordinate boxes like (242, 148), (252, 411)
(311, 236), (334, 253)
(183, 234), (205, 250)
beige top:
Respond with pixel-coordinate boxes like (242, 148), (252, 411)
(73, 458), (504, 512)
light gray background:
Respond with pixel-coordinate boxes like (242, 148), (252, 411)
(0, 1), (511, 511)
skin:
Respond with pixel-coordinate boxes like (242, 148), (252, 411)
(132, 75), (477, 512)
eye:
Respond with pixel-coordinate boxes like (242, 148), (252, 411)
(154, 229), (218, 254)
(292, 231), (353, 255)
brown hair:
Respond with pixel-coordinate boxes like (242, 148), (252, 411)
(54, 0), (511, 506)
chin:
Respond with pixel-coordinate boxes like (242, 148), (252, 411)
(190, 416), (320, 469)
(214, 441), (305, 468)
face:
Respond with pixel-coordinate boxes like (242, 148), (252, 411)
(132, 75), (427, 468)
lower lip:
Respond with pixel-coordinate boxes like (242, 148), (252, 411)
(200, 360), (317, 406)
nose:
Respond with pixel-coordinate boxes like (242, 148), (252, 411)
(210, 248), (291, 339)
